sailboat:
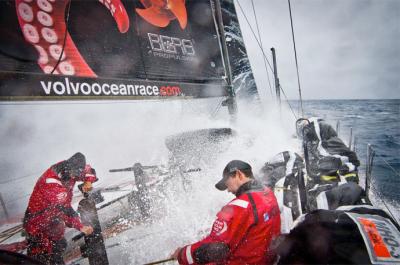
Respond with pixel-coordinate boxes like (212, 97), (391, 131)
(0, 0), (399, 264)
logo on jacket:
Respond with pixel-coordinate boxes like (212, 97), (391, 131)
(212, 219), (228, 236)
(263, 213), (270, 222)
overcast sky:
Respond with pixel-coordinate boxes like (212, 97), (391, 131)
(235, 0), (399, 100)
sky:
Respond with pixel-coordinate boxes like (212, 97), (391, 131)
(235, 0), (400, 100)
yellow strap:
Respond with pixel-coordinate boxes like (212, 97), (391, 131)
(320, 175), (338, 181)
(343, 173), (357, 178)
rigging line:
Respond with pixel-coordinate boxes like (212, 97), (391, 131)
(370, 182), (398, 223)
(5, 193), (32, 204)
(381, 199), (398, 223)
(376, 155), (400, 177)
(0, 225), (23, 237)
(234, 0), (274, 74)
(211, 99), (223, 118)
(0, 229), (23, 244)
(287, 0), (304, 117)
(250, 0), (274, 98)
(279, 84), (298, 120)
(51, 0), (72, 74)
(209, 0), (230, 118)
(0, 171), (42, 185)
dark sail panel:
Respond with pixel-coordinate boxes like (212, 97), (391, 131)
(0, 0), (227, 100)
(135, 0), (225, 81)
(220, 0), (259, 99)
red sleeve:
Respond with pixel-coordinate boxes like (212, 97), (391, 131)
(64, 213), (83, 230)
(178, 199), (253, 265)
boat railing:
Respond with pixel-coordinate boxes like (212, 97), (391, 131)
(365, 144), (400, 224)
(335, 120), (355, 151)
(365, 144), (375, 199)
(336, 120), (340, 135)
(348, 127), (353, 150)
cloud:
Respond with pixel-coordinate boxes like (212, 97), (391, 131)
(236, 0), (400, 99)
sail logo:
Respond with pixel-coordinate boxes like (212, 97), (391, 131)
(148, 33), (195, 60)
(39, 78), (182, 97)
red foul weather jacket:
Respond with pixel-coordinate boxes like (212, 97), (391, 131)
(178, 180), (281, 265)
(24, 162), (97, 241)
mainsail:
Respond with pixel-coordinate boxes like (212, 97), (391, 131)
(0, 0), (258, 101)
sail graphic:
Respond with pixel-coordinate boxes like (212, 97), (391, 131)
(135, 0), (187, 29)
(0, 0), (227, 100)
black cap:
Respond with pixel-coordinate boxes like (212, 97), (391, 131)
(67, 152), (86, 171)
(215, 160), (253, 190)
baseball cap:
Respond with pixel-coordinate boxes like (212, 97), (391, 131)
(215, 160), (253, 190)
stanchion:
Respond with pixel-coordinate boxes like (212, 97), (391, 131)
(143, 257), (174, 265)
(78, 191), (109, 265)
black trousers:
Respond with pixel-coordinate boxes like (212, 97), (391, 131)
(27, 237), (67, 265)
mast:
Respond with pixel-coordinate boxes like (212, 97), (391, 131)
(214, 0), (237, 118)
(271, 48), (281, 108)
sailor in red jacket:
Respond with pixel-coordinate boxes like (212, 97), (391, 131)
(23, 152), (97, 265)
(172, 160), (281, 265)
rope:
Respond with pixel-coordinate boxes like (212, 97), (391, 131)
(279, 84), (298, 120)
(4, 193), (31, 204)
(250, 0), (274, 98)
(287, 0), (304, 117)
(376, 156), (400, 178)
(380, 197), (398, 222)
(0, 226), (23, 244)
(0, 171), (42, 185)
(50, 0), (72, 74)
(370, 182), (398, 223)
(234, 1), (275, 77)
(366, 147), (399, 221)
(210, 99), (223, 118)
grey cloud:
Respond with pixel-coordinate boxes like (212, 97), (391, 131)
(237, 0), (399, 99)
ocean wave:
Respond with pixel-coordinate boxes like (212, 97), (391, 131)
(377, 135), (400, 148)
(343, 114), (364, 119)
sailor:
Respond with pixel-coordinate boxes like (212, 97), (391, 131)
(171, 160), (281, 265)
(297, 117), (360, 185)
(276, 205), (400, 264)
(296, 118), (369, 211)
(260, 151), (306, 226)
(260, 151), (304, 188)
(23, 152), (97, 265)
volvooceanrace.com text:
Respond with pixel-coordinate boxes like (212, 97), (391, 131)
(40, 78), (181, 97)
